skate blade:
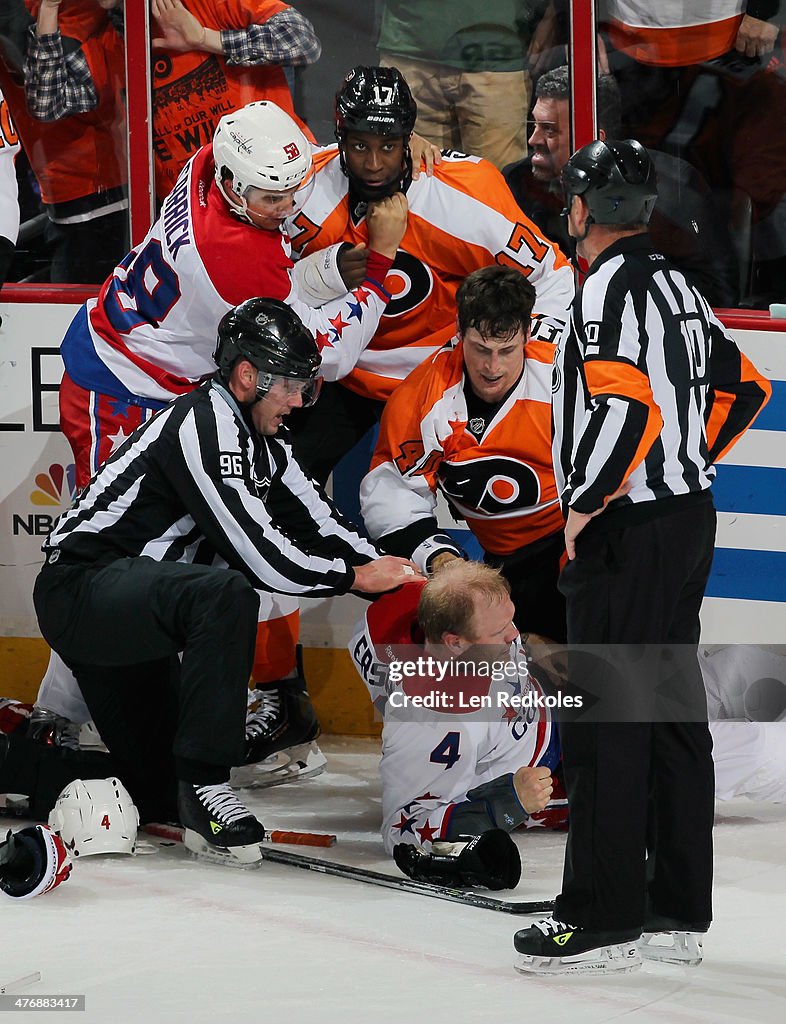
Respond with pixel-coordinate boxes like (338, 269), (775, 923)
(183, 829), (264, 868)
(639, 931), (703, 966)
(0, 794), (31, 817)
(78, 721), (108, 751)
(514, 942), (642, 976)
(231, 742), (327, 790)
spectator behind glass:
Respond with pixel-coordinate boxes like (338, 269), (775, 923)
(149, 0), (321, 199)
(503, 66), (741, 307)
(378, 0), (551, 170)
(0, 84), (21, 289)
(600, 0), (786, 306)
(7, 0), (129, 284)
(23, 1), (321, 204)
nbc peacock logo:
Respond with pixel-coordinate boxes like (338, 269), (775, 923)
(30, 464), (77, 507)
(11, 463), (78, 537)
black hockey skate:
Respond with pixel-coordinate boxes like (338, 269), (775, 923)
(514, 918), (642, 976)
(177, 781), (266, 866)
(234, 648), (325, 788)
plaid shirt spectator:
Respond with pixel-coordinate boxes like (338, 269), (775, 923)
(222, 8), (321, 66)
(24, 8), (320, 122)
(24, 29), (98, 121)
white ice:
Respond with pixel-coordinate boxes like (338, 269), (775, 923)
(1, 737), (785, 1024)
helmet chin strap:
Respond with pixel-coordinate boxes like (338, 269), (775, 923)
(574, 213), (594, 243)
(216, 177), (255, 225)
(341, 144), (413, 203)
(560, 198), (593, 259)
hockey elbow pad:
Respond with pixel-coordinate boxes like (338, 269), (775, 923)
(393, 830), (521, 891)
(291, 243), (348, 305)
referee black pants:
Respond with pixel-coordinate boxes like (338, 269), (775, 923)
(553, 495), (716, 931)
(33, 557), (259, 799)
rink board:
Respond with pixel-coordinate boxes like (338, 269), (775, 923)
(1, 299), (785, 726)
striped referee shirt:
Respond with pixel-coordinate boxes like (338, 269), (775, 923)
(44, 380), (378, 597)
(553, 233), (771, 517)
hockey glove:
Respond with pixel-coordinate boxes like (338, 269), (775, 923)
(0, 825), (72, 900)
(0, 698), (33, 736)
(393, 829), (521, 891)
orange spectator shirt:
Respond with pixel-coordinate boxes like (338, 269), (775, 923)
(152, 0), (311, 198)
(7, 2), (127, 209)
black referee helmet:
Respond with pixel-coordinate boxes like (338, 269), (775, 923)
(561, 139), (658, 226)
(214, 298), (321, 403)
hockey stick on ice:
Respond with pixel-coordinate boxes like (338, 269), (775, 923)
(0, 973), (41, 995)
(142, 822), (336, 848)
(258, 847), (555, 915)
(142, 822), (553, 913)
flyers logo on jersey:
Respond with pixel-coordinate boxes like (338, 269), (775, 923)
(283, 141), (301, 160)
(438, 456), (541, 517)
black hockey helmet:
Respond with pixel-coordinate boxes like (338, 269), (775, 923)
(214, 298), (321, 405)
(335, 66), (417, 200)
(561, 139), (658, 226)
(335, 65), (417, 142)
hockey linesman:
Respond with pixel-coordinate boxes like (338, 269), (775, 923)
(514, 141), (771, 975)
(32, 299), (420, 866)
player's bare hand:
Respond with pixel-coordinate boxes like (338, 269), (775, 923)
(151, 0), (207, 51)
(429, 552), (460, 574)
(410, 132), (442, 179)
(338, 244), (369, 289)
(352, 556), (424, 593)
(514, 766), (553, 814)
(735, 15), (779, 58)
(366, 193), (408, 259)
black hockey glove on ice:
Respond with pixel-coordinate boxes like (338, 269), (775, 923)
(393, 829), (521, 890)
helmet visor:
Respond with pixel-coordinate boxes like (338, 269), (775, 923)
(257, 372), (322, 408)
(243, 168), (315, 223)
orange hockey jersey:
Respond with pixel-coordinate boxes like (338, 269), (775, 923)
(360, 335), (564, 558)
(289, 147), (574, 401)
(603, 1), (746, 67)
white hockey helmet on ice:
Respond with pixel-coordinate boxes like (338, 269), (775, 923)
(213, 101), (314, 223)
(49, 778), (140, 857)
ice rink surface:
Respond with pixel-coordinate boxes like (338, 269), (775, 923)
(2, 736), (785, 1024)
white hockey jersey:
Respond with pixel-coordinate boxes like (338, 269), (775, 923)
(348, 582), (558, 853)
(60, 144), (393, 407)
